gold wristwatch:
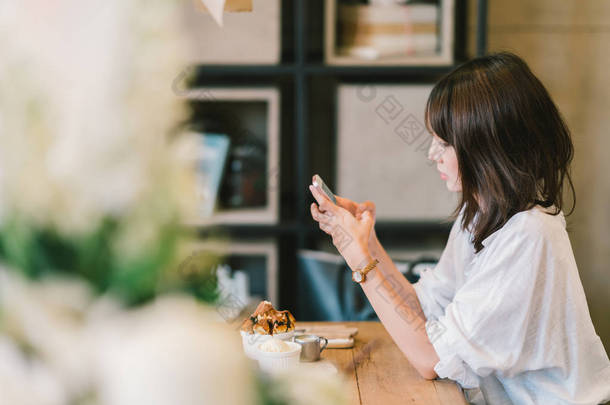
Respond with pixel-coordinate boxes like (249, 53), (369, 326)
(352, 258), (379, 283)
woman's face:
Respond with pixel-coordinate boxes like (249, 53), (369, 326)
(428, 133), (461, 192)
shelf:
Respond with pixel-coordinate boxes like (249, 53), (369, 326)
(335, 84), (459, 220)
(190, 222), (304, 238)
(304, 221), (451, 235)
(303, 64), (457, 77)
(181, 0), (281, 65)
(184, 87), (281, 226)
(194, 63), (459, 78)
(196, 64), (296, 76)
(325, 0), (456, 66)
(185, 239), (279, 306)
(188, 220), (451, 238)
(180, 0), (488, 310)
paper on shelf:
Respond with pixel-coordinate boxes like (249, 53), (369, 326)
(196, 0), (253, 27)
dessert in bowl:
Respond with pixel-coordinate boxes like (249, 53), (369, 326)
(239, 300), (296, 359)
(254, 337), (302, 373)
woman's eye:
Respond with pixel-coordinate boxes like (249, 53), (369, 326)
(436, 139), (449, 148)
(432, 136), (448, 148)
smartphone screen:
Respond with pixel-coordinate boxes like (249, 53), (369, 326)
(312, 174), (337, 204)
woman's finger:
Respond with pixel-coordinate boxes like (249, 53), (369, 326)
(310, 204), (335, 236)
(335, 195), (358, 215)
(310, 202), (319, 221)
(309, 184), (336, 214)
(310, 202), (333, 222)
(356, 201), (376, 220)
(310, 184), (354, 223)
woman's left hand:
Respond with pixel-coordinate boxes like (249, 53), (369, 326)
(309, 184), (374, 271)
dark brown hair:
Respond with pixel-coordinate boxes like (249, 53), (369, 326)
(425, 51), (575, 253)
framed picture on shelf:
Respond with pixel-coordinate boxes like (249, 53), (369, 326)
(184, 239), (279, 314)
(180, 87), (280, 225)
(191, 132), (231, 219)
(325, 0), (455, 66)
(335, 83), (458, 221)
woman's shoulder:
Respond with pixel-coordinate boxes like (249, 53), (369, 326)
(482, 204), (568, 250)
(469, 205), (574, 283)
(450, 203), (568, 252)
(509, 204), (566, 235)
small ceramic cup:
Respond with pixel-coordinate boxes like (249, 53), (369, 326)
(255, 341), (302, 373)
(293, 334), (328, 362)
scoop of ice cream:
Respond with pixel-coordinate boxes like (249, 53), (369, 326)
(258, 337), (291, 353)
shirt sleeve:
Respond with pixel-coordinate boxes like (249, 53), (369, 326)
(412, 214), (462, 321)
(426, 215), (551, 389)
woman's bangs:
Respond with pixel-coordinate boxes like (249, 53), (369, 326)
(425, 79), (453, 144)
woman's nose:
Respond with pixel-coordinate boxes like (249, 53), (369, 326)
(427, 141), (441, 162)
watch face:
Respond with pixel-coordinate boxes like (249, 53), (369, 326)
(352, 271), (363, 283)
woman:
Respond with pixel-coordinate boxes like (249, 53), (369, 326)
(309, 52), (610, 404)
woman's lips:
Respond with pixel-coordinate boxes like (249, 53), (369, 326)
(440, 172), (448, 180)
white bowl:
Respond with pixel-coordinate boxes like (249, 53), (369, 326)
(255, 341), (302, 373)
(240, 330), (295, 359)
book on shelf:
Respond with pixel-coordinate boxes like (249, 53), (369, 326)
(195, 132), (231, 218)
(337, 2), (438, 59)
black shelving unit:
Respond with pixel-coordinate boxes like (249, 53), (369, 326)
(189, 0), (488, 317)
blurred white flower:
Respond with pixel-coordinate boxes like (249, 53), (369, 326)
(0, 267), (95, 399)
(89, 296), (256, 405)
(0, 336), (67, 405)
(0, 1), (349, 404)
(0, 0), (194, 236)
(0, 266), (257, 405)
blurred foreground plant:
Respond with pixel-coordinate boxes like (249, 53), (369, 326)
(0, 1), (348, 404)
(0, 0), (219, 305)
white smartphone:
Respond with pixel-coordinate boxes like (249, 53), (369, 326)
(312, 174), (337, 204)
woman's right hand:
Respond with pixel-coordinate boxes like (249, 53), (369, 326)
(334, 195), (379, 257)
(335, 196), (376, 223)
(322, 194), (379, 254)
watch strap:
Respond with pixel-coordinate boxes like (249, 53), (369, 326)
(359, 258), (379, 277)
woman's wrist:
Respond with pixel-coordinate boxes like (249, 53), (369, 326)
(368, 228), (380, 256)
(347, 244), (375, 272)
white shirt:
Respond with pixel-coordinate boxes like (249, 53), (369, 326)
(413, 204), (610, 404)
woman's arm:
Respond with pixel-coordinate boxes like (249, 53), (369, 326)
(309, 184), (440, 379)
(361, 229), (440, 379)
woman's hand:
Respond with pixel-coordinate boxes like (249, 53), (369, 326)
(334, 195), (377, 250)
(335, 196), (376, 222)
(309, 184), (374, 271)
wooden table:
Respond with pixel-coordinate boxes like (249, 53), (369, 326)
(296, 321), (468, 405)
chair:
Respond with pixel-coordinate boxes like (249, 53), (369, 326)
(297, 249), (435, 322)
